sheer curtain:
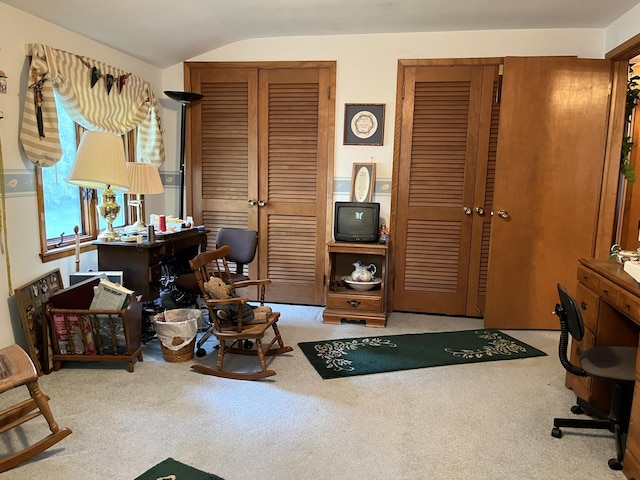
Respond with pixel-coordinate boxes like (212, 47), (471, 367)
(20, 44), (164, 167)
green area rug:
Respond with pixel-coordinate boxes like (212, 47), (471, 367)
(298, 328), (547, 379)
(134, 457), (224, 480)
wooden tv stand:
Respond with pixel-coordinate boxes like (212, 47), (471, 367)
(323, 242), (388, 327)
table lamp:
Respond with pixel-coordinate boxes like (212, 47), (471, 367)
(125, 163), (164, 232)
(67, 131), (129, 242)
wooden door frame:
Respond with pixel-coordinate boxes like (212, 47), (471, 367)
(605, 36), (640, 250)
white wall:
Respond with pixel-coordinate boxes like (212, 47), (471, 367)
(0, 3), (163, 348)
(606, 3), (640, 53)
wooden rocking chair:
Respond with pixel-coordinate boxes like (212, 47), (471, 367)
(0, 344), (72, 472)
(189, 246), (292, 380)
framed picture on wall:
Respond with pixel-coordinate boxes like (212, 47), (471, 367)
(344, 104), (385, 145)
(350, 163), (376, 202)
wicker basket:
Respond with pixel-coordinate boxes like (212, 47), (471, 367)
(160, 335), (196, 362)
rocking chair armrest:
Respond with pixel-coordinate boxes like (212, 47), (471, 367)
(205, 297), (250, 306)
(232, 278), (271, 289)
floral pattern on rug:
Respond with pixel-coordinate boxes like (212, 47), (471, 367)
(313, 337), (398, 372)
(445, 330), (527, 359)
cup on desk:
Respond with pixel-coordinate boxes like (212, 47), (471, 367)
(147, 224), (155, 242)
(158, 215), (166, 232)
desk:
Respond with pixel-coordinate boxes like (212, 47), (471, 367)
(573, 258), (640, 479)
(95, 229), (207, 302)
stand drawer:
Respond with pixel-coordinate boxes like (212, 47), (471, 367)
(326, 293), (382, 312)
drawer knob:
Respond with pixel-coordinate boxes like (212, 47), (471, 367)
(580, 301), (587, 310)
(347, 300), (361, 308)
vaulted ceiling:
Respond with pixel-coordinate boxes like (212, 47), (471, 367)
(2, 0), (639, 68)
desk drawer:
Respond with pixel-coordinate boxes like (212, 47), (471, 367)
(617, 291), (640, 324)
(575, 283), (599, 334)
(597, 277), (619, 305)
(577, 265), (599, 291)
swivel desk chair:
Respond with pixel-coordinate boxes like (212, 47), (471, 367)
(552, 283), (636, 471)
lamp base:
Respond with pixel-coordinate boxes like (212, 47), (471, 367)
(98, 225), (122, 242)
(97, 186), (122, 242)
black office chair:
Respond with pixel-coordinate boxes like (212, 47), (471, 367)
(215, 228), (258, 284)
(552, 283), (636, 471)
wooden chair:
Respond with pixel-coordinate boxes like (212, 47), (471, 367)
(189, 246), (292, 380)
(0, 344), (72, 472)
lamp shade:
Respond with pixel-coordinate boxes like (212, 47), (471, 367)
(126, 163), (164, 195)
(67, 131), (129, 191)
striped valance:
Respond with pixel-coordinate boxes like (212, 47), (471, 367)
(20, 44), (165, 167)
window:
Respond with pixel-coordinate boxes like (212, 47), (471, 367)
(37, 100), (127, 261)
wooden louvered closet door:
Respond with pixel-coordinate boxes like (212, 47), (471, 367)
(257, 68), (331, 303)
(186, 62), (334, 305)
(393, 62), (500, 316)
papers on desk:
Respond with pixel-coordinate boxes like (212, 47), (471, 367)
(623, 260), (640, 284)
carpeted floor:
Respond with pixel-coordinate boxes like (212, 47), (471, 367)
(0, 305), (625, 480)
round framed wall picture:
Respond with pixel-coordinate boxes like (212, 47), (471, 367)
(344, 104), (385, 145)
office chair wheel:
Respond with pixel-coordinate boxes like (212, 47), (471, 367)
(571, 405), (584, 415)
(244, 340), (253, 349)
(608, 458), (623, 471)
(196, 347), (207, 357)
(551, 427), (563, 438)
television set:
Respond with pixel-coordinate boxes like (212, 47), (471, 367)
(334, 201), (380, 243)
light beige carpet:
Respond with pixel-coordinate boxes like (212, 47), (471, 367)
(0, 304), (625, 480)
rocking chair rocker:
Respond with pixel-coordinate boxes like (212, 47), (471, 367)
(189, 246), (292, 380)
(0, 344), (72, 472)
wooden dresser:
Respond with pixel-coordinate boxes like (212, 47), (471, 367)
(571, 258), (640, 478)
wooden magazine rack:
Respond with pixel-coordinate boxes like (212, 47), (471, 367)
(44, 277), (143, 372)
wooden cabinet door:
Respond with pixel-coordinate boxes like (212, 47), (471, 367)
(392, 62), (499, 316)
(186, 62), (335, 305)
(484, 56), (612, 329)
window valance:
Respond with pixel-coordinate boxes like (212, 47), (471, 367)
(20, 44), (165, 167)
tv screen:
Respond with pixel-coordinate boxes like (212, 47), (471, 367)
(334, 202), (380, 243)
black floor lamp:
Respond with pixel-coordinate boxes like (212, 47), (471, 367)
(164, 91), (203, 220)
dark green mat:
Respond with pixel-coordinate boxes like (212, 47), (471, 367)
(298, 328), (547, 379)
(134, 457), (224, 480)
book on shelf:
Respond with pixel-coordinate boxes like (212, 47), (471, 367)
(52, 313), (96, 355)
(89, 278), (134, 311)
